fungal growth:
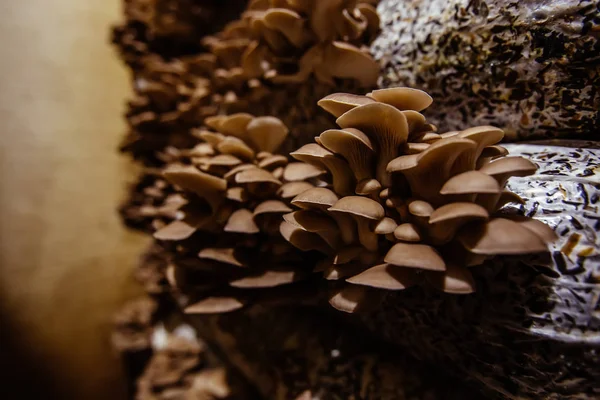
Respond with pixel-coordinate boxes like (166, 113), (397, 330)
(282, 87), (557, 313)
(200, 0), (381, 98)
(150, 114), (323, 313)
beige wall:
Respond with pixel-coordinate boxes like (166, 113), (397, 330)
(0, 1), (148, 398)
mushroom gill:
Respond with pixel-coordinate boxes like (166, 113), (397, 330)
(282, 88), (557, 313)
(151, 113), (321, 314)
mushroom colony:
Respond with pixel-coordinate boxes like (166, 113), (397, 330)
(280, 87), (557, 313)
(149, 113), (328, 314)
(148, 87), (556, 315)
(115, 0), (381, 162)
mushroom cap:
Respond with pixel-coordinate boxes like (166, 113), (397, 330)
(408, 200), (434, 217)
(328, 196), (384, 220)
(154, 220), (197, 241)
(262, 8), (310, 48)
(319, 128), (374, 152)
(277, 181), (314, 199)
(336, 102), (409, 147)
(328, 285), (368, 313)
(224, 208), (260, 233)
(163, 165), (227, 195)
(374, 217), (398, 234)
(198, 247), (246, 268)
(367, 87), (433, 111)
(429, 202), (489, 224)
(217, 137), (255, 160)
(426, 264), (476, 294)
(317, 93), (377, 118)
(323, 41), (379, 87)
(253, 200), (292, 216)
(184, 297), (245, 314)
(258, 154), (288, 169)
(393, 223), (421, 242)
(385, 242), (446, 271)
(246, 116), (289, 153)
(440, 170), (501, 195)
(283, 162), (325, 181)
(230, 268), (299, 288)
(458, 125), (504, 148)
(216, 113), (254, 138)
(290, 142), (333, 161)
(292, 187), (339, 210)
(346, 263), (417, 290)
(235, 168), (281, 184)
(279, 220), (331, 253)
(479, 156), (537, 178)
(458, 218), (549, 255)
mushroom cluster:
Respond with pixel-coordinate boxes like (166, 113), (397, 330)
(121, 55), (217, 160)
(281, 88), (557, 313)
(199, 0), (380, 97)
(152, 114), (326, 313)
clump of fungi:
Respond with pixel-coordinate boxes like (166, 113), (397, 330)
(281, 88), (557, 313)
(152, 114), (326, 313)
(199, 0), (380, 104)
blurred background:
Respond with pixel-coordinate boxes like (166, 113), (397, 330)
(0, 1), (149, 398)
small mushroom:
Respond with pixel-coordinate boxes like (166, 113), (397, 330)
(319, 128), (378, 195)
(385, 242), (446, 271)
(328, 196), (384, 251)
(394, 223), (421, 242)
(279, 220), (332, 254)
(388, 137), (477, 205)
(322, 41), (379, 87)
(479, 156), (537, 186)
(262, 8), (311, 48)
(217, 137), (255, 160)
(184, 297), (246, 314)
(291, 187), (356, 245)
(337, 102), (409, 187)
(367, 87), (433, 112)
(230, 268), (300, 288)
(458, 218), (548, 255)
(328, 285), (369, 313)
(284, 210), (341, 249)
(428, 202), (489, 245)
(246, 116), (289, 153)
(425, 264), (476, 294)
(291, 143), (355, 196)
(224, 208), (260, 234)
(198, 248), (246, 268)
(317, 93), (377, 118)
(374, 217), (398, 235)
(283, 162), (325, 181)
(440, 170), (501, 206)
(277, 181), (314, 199)
(346, 263), (416, 290)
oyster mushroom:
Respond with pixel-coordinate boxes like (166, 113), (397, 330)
(318, 128), (379, 195)
(328, 196), (384, 251)
(291, 143), (355, 196)
(337, 102), (409, 187)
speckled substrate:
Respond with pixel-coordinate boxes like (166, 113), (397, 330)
(372, 0), (600, 141)
(356, 141), (599, 399)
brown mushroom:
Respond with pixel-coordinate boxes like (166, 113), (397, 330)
(318, 128), (379, 195)
(283, 162), (325, 181)
(367, 87), (433, 112)
(185, 297), (246, 314)
(385, 242), (446, 271)
(458, 218), (549, 255)
(317, 93), (377, 118)
(328, 196), (384, 251)
(346, 263), (417, 290)
(246, 116), (289, 153)
(428, 202), (489, 245)
(337, 102), (409, 187)
(291, 143), (355, 196)
(479, 156), (537, 186)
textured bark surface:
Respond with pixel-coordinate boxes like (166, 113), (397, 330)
(372, 0), (600, 141)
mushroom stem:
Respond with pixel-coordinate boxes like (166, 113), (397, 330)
(332, 213), (356, 244)
(356, 218), (378, 252)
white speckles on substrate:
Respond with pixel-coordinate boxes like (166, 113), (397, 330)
(504, 142), (599, 342)
(372, 0), (600, 141)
